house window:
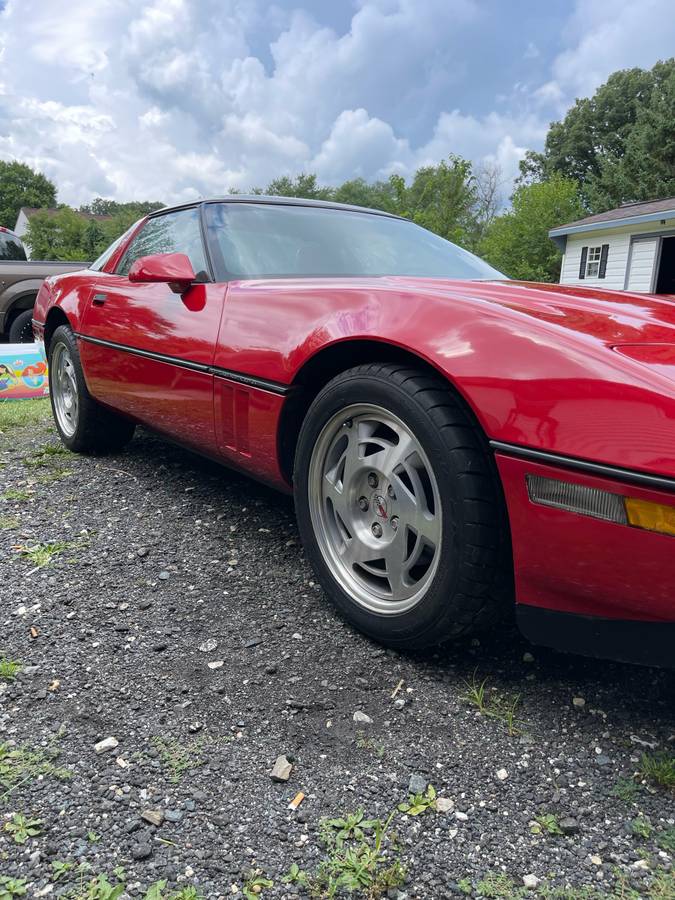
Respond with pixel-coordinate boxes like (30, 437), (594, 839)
(586, 246), (602, 277)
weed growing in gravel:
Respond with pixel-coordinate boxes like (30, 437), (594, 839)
(241, 871), (273, 899)
(52, 860), (76, 881)
(58, 872), (205, 900)
(0, 656), (21, 680)
(657, 827), (675, 853)
(2, 488), (32, 501)
(398, 784), (437, 816)
(611, 777), (641, 802)
(639, 751), (675, 791)
(0, 741), (72, 802)
(150, 735), (205, 783)
(532, 813), (563, 836)
(355, 732), (385, 759)
(283, 808), (405, 898)
(0, 877), (28, 899)
(0, 515), (19, 529)
(475, 872), (527, 897)
(462, 671), (522, 735)
(15, 539), (79, 568)
(631, 815), (653, 839)
(23, 445), (70, 467)
(3, 812), (42, 843)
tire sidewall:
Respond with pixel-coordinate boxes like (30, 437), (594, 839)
(9, 308), (35, 343)
(48, 325), (87, 450)
(294, 371), (469, 645)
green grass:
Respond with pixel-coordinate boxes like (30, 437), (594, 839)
(0, 656), (22, 681)
(23, 444), (69, 468)
(16, 539), (78, 568)
(640, 751), (675, 791)
(0, 515), (19, 529)
(611, 778), (641, 802)
(462, 671), (522, 735)
(0, 398), (51, 431)
(2, 488), (32, 501)
(0, 741), (72, 802)
(150, 736), (205, 783)
(460, 869), (675, 900)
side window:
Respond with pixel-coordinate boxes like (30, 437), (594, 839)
(116, 208), (208, 278)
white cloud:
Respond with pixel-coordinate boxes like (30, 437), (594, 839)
(0, 0), (671, 213)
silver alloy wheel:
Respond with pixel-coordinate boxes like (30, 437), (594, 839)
(308, 403), (442, 614)
(51, 342), (79, 438)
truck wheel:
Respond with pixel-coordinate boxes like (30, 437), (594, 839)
(294, 363), (512, 649)
(8, 308), (35, 343)
(48, 324), (136, 454)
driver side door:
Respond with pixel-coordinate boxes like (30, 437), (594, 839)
(78, 207), (225, 454)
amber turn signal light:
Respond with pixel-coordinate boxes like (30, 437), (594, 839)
(624, 497), (675, 537)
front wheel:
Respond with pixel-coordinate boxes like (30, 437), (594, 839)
(48, 325), (136, 454)
(294, 363), (511, 649)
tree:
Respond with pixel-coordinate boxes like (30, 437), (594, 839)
(478, 176), (585, 282)
(0, 161), (57, 229)
(403, 156), (477, 245)
(518, 59), (675, 210)
(24, 207), (88, 260)
(263, 173), (334, 200)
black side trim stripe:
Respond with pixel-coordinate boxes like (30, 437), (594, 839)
(491, 440), (675, 493)
(75, 332), (290, 396)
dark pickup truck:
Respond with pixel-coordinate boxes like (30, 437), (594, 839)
(0, 226), (87, 342)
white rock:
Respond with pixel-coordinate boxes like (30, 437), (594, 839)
(523, 874), (540, 890)
(590, 855), (602, 866)
(353, 711), (373, 724)
(523, 652), (535, 662)
(496, 768), (508, 781)
(631, 860), (650, 871)
(572, 697), (586, 708)
(455, 811), (468, 821)
(435, 797), (454, 813)
(207, 660), (224, 670)
(270, 754), (293, 782)
(94, 736), (119, 754)
(199, 639), (218, 652)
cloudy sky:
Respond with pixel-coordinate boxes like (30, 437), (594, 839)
(0, 0), (673, 207)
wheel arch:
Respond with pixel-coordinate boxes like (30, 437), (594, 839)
(4, 289), (39, 331)
(278, 338), (491, 485)
(44, 307), (72, 352)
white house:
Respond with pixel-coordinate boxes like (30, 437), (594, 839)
(550, 196), (675, 294)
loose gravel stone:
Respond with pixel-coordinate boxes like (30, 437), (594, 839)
(1, 421), (673, 899)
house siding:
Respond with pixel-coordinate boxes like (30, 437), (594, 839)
(559, 219), (675, 292)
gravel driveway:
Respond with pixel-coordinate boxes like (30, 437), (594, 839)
(1, 405), (673, 899)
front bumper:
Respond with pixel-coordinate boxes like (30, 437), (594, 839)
(495, 450), (675, 666)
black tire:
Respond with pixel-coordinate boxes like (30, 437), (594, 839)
(48, 324), (136, 454)
(8, 308), (35, 343)
(293, 363), (512, 649)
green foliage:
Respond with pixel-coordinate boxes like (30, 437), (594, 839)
(532, 813), (563, 836)
(519, 58), (675, 212)
(398, 784), (437, 816)
(0, 657), (21, 680)
(631, 815), (653, 839)
(3, 812), (42, 843)
(0, 740), (72, 801)
(462, 671), (522, 735)
(150, 735), (204, 783)
(52, 860), (76, 881)
(479, 176), (585, 282)
(611, 778), (641, 802)
(0, 397), (52, 432)
(475, 872), (527, 898)
(640, 751), (675, 790)
(0, 160), (56, 230)
(16, 539), (77, 568)
(0, 877), (28, 900)
(656, 826), (675, 853)
(242, 871), (273, 899)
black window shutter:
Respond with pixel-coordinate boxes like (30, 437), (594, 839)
(598, 243), (609, 278)
(579, 246), (588, 279)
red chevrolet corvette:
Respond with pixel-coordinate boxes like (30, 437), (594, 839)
(33, 197), (675, 667)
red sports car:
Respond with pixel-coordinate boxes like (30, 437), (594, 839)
(33, 197), (675, 667)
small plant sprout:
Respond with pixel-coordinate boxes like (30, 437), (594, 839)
(16, 540), (75, 568)
(462, 670), (522, 735)
(640, 751), (675, 791)
(0, 656), (21, 681)
(631, 815), (653, 839)
(51, 860), (75, 881)
(242, 871), (273, 899)
(0, 877), (28, 900)
(398, 784), (437, 816)
(532, 813), (563, 836)
(3, 812), (42, 844)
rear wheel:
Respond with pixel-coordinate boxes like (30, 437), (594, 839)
(8, 308), (35, 343)
(48, 325), (136, 453)
(294, 363), (511, 649)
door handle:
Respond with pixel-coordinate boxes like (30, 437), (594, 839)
(92, 293), (107, 306)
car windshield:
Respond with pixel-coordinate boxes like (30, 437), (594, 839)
(204, 202), (505, 281)
(0, 231), (27, 261)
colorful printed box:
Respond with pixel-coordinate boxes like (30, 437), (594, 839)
(0, 343), (49, 400)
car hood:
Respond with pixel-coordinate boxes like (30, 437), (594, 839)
(387, 277), (675, 348)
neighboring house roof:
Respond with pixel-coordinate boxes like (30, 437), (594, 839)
(17, 207), (113, 223)
(550, 196), (675, 239)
